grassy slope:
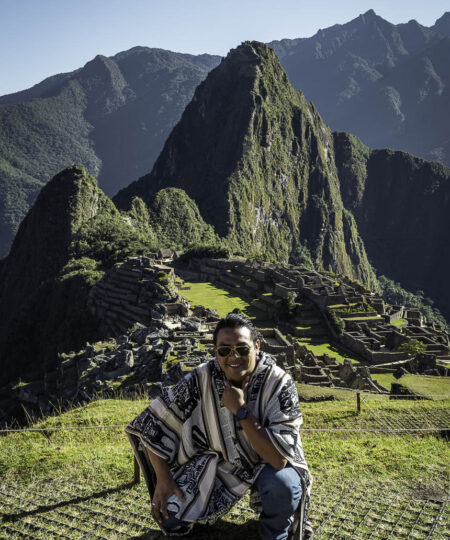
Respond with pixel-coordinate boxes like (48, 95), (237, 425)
(0, 392), (448, 538)
(179, 281), (267, 320)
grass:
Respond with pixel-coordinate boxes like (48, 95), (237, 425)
(179, 281), (266, 320)
(0, 393), (448, 538)
(371, 372), (397, 390)
(391, 318), (407, 326)
(296, 338), (360, 364)
(328, 303), (358, 308)
(395, 374), (450, 399)
(342, 315), (381, 321)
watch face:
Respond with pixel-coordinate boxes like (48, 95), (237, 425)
(236, 406), (249, 420)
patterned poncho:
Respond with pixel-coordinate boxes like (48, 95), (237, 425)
(125, 352), (312, 537)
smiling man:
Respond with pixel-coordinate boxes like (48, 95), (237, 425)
(126, 313), (312, 539)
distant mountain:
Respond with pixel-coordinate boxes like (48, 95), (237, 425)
(269, 10), (450, 166)
(0, 47), (220, 258)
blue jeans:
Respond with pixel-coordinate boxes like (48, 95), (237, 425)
(161, 464), (302, 540)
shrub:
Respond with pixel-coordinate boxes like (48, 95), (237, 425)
(177, 244), (231, 264)
(327, 308), (345, 334)
(398, 339), (426, 355)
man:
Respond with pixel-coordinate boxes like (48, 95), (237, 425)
(126, 313), (312, 539)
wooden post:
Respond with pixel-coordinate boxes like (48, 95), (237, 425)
(134, 455), (141, 484)
(356, 392), (361, 414)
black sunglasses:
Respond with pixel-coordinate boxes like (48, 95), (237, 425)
(215, 345), (252, 357)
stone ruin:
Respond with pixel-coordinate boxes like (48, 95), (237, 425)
(1, 254), (448, 427)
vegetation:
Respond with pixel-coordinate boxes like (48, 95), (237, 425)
(0, 392), (448, 538)
(1, 48), (220, 259)
(176, 243), (231, 264)
(393, 374), (450, 399)
(379, 275), (448, 330)
(279, 291), (297, 321)
(397, 339), (426, 355)
(69, 207), (155, 270)
(148, 188), (218, 249)
(296, 338), (359, 364)
(327, 308), (345, 334)
(179, 281), (265, 320)
(370, 372), (397, 390)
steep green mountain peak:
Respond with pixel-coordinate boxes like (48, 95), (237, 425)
(0, 166), (103, 309)
(113, 41), (376, 288)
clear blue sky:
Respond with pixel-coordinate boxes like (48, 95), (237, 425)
(1, 0), (448, 96)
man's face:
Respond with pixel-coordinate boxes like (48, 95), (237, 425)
(215, 326), (260, 386)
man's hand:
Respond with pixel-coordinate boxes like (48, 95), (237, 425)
(152, 474), (185, 524)
(221, 376), (249, 414)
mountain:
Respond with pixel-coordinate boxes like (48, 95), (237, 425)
(0, 166), (155, 385)
(114, 41), (450, 320)
(334, 132), (450, 320)
(0, 47), (220, 258)
(114, 41), (377, 288)
(269, 10), (450, 167)
(0, 164), (225, 386)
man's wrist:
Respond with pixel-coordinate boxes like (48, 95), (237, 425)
(235, 405), (250, 420)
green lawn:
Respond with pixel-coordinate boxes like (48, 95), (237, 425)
(296, 338), (359, 364)
(371, 372), (397, 390)
(342, 315), (381, 321)
(179, 281), (266, 320)
(395, 374), (450, 400)
(391, 318), (407, 326)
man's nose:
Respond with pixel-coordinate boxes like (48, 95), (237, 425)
(228, 348), (238, 357)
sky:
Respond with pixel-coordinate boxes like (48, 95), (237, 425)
(1, 0), (448, 96)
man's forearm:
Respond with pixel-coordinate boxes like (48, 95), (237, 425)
(146, 447), (172, 479)
(239, 413), (287, 470)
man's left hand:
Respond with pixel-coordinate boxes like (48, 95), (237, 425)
(221, 376), (249, 414)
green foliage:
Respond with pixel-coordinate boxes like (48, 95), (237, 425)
(59, 257), (104, 288)
(126, 196), (155, 237)
(327, 308), (345, 334)
(177, 244), (231, 264)
(279, 291), (297, 321)
(149, 188), (218, 249)
(378, 275), (448, 330)
(70, 211), (156, 268)
(397, 339), (426, 355)
(1, 49), (220, 258)
(290, 244), (315, 269)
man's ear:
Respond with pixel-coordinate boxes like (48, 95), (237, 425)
(255, 339), (260, 351)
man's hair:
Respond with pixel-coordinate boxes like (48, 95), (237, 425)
(213, 313), (259, 345)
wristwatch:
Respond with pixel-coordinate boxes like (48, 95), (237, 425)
(235, 405), (250, 421)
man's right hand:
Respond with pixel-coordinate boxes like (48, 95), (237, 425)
(152, 475), (185, 524)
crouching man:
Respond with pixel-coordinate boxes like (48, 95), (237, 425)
(126, 313), (313, 539)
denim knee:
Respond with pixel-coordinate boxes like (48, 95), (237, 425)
(257, 464), (302, 514)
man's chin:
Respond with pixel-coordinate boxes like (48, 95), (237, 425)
(226, 372), (245, 386)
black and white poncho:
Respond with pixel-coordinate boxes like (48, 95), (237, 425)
(126, 352), (313, 537)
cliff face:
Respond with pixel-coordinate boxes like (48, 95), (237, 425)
(114, 42), (377, 288)
(334, 132), (450, 319)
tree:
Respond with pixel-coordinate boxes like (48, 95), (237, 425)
(398, 339), (426, 355)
